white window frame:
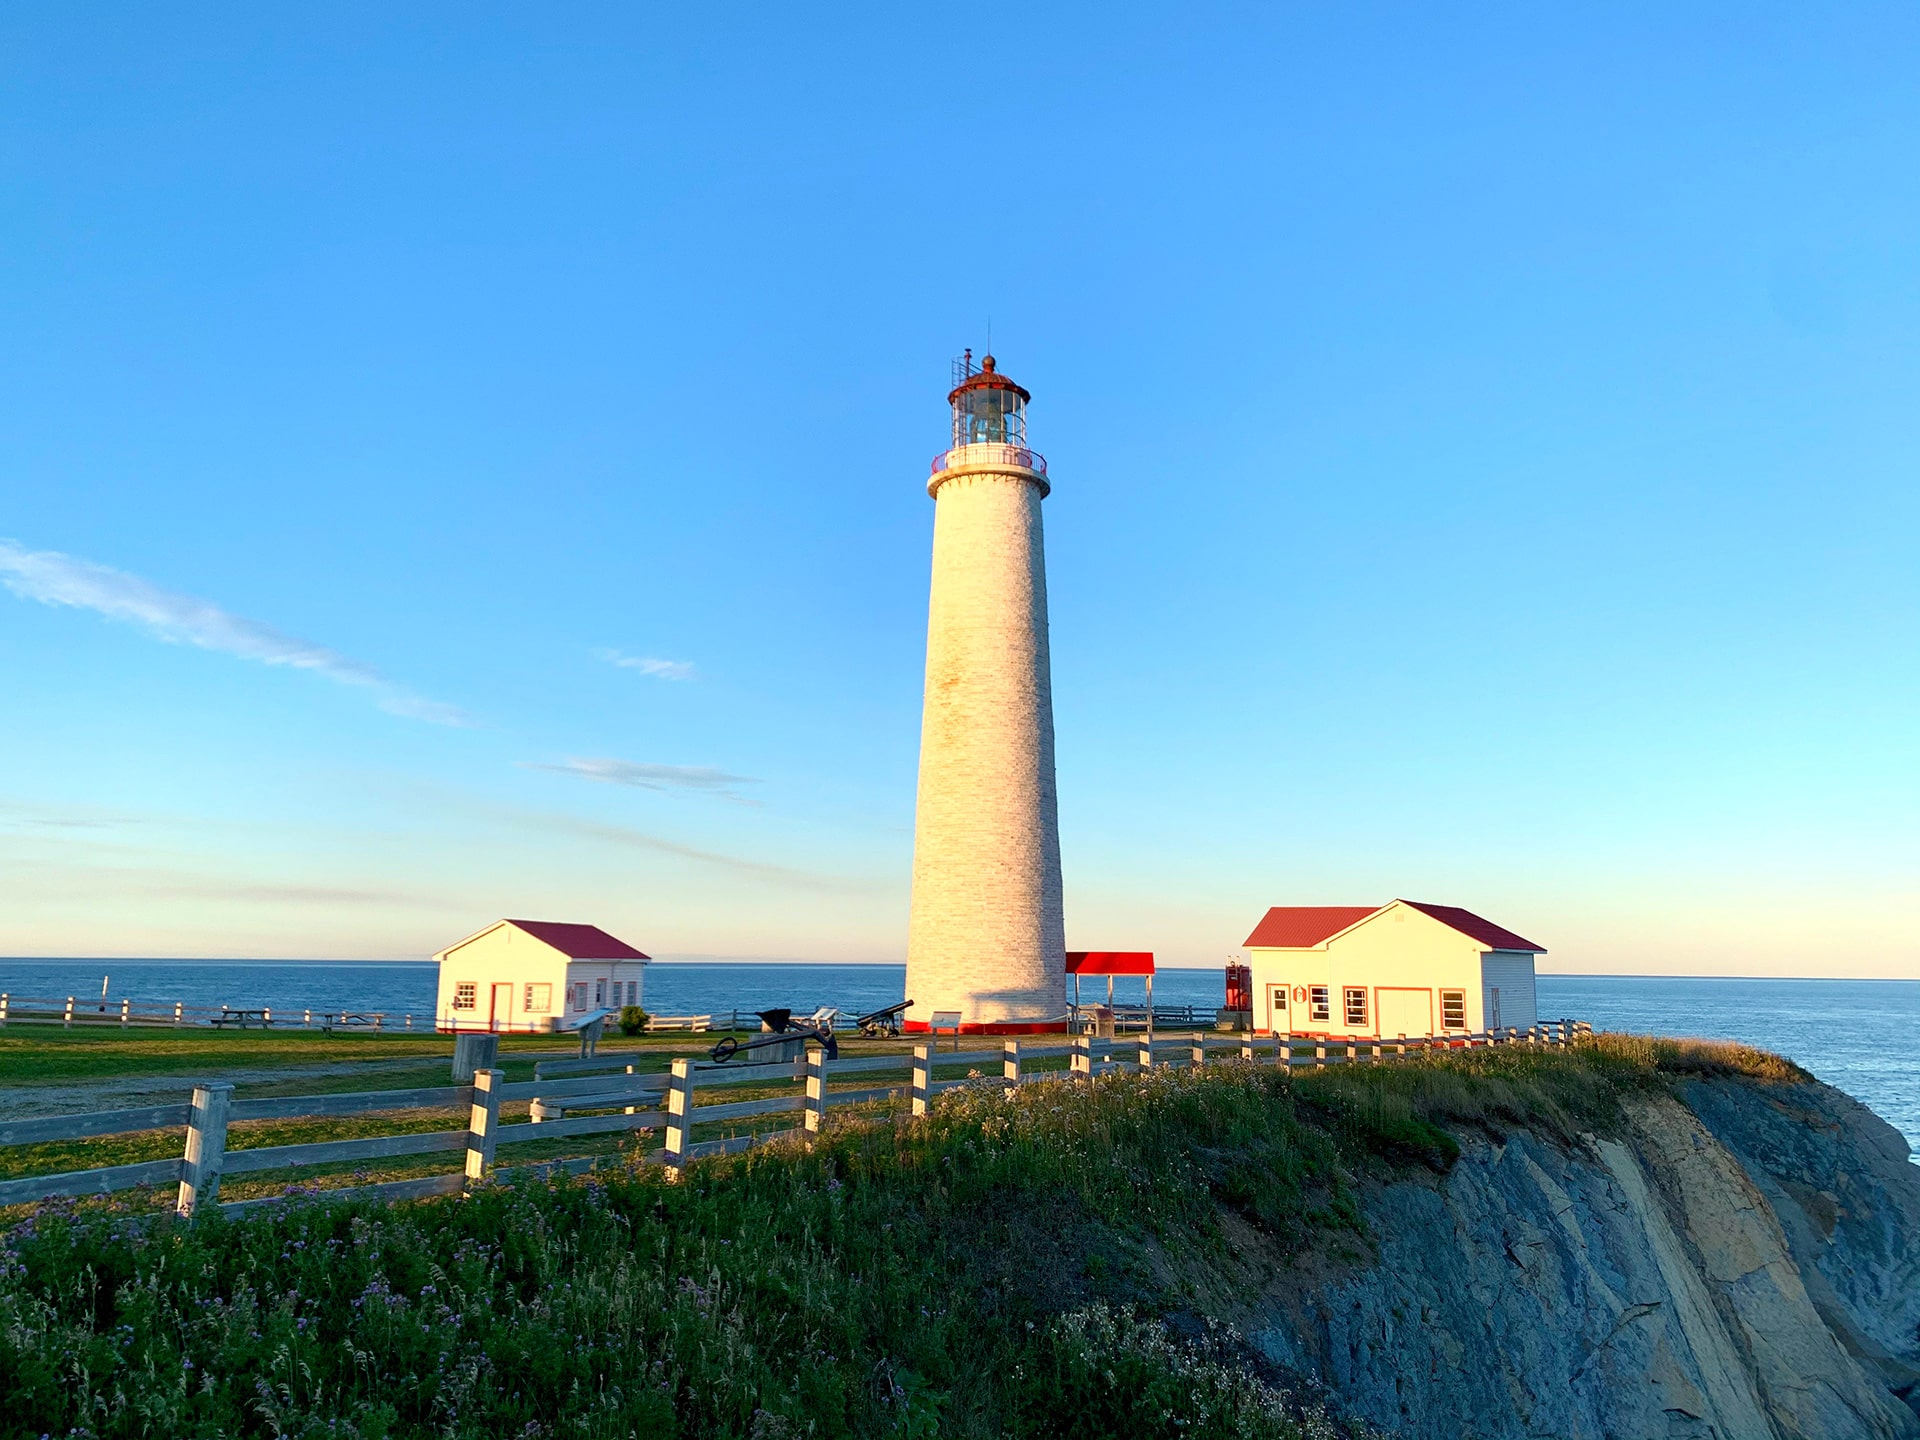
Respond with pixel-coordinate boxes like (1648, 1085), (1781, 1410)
(524, 983), (551, 1015)
(1308, 985), (1331, 1024)
(1343, 986), (1368, 1028)
(1440, 989), (1466, 1030)
(453, 982), (478, 1011)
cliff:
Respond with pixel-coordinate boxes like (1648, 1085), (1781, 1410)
(5, 1042), (1915, 1439)
(1241, 1076), (1920, 1439)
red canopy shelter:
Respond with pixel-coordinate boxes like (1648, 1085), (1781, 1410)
(1064, 951), (1156, 1011)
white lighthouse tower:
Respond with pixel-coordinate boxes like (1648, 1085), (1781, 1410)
(904, 352), (1067, 1033)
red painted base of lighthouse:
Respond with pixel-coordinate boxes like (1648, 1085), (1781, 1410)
(902, 1019), (1070, 1036)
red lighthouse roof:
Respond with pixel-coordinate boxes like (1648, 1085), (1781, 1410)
(946, 352), (1031, 405)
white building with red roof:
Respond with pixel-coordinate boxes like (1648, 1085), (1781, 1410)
(433, 919), (651, 1033)
(1241, 900), (1544, 1040)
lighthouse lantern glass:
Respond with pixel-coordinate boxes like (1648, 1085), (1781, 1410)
(952, 385), (1027, 450)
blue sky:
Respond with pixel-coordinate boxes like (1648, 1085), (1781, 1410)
(2, 5), (1916, 975)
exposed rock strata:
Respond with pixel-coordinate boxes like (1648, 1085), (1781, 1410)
(1248, 1080), (1920, 1439)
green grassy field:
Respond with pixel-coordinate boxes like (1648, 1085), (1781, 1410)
(0, 1026), (948, 1207)
(0, 1037), (1801, 1439)
(0, 1022), (942, 1085)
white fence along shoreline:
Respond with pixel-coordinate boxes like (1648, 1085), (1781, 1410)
(0, 1020), (1590, 1217)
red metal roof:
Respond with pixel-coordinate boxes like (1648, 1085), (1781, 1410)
(504, 920), (650, 961)
(1065, 951), (1155, 975)
(1399, 901), (1545, 953)
(946, 353), (1031, 405)
(1243, 902), (1545, 953)
(1242, 907), (1377, 948)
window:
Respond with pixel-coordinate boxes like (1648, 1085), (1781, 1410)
(625, 980), (638, 1006)
(594, 979), (606, 1007)
(1308, 986), (1330, 1023)
(524, 983), (551, 1015)
(1344, 987), (1368, 1027)
(453, 982), (477, 1011)
(1441, 989), (1466, 1030)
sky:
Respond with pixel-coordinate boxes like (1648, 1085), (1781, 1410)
(1, 5), (1916, 977)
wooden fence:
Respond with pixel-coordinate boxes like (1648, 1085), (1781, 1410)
(0, 1020), (1590, 1218)
(0, 993), (427, 1032)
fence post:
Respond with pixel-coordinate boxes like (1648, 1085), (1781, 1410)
(64, 996), (74, 1028)
(1, 993), (8, 1025)
(664, 1059), (696, 1177)
(452, 1032), (500, 1083)
(1136, 1035), (1155, 1073)
(1071, 1035), (1092, 1080)
(119, 997), (129, 1026)
(911, 1043), (933, 1117)
(1002, 1039), (1021, 1098)
(176, 1082), (234, 1217)
(464, 1068), (503, 1182)
(173, 1001), (183, 1026)
(1240, 1030), (1255, 1064)
(1314, 1041), (1325, 1071)
(1190, 1032), (1206, 1069)
(1370, 1041), (1382, 1064)
(805, 1042), (829, 1134)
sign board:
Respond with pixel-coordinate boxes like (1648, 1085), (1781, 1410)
(930, 1010), (962, 1052)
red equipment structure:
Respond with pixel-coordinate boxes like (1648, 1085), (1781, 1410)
(1065, 951), (1156, 1013)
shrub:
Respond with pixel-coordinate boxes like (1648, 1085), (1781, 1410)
(618, 1004), (648, 1036)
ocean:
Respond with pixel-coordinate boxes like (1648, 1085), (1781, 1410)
(3, 959), (1914, 1154)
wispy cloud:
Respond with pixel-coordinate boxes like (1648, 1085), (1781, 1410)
(522, 756), (761, 804)
(504, 808), (871, 892)
(598, 648), (695, 680)
(0, 539), (469, 725)
(0, 799), (146, 831)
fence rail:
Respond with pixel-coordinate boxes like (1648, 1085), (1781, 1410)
(0, 993), (425, 1032)
(0, 1020), (1592, 1217)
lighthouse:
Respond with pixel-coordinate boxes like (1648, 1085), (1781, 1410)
(904, 353), (1067, 1033)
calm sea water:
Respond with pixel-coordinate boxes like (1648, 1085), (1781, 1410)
(4, 959), (1914, 1154)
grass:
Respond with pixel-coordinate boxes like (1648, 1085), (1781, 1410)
(0, 1034), (1808, 1439)
(0, 1027), (458, 1084)
(0, 1023), (938, 1087)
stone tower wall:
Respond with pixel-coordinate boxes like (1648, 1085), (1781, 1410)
(904, 459), (1066, 1026)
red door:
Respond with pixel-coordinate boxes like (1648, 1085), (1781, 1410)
(489, 983), (515, 1033)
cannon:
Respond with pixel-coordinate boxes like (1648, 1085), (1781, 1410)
(709, 1008), (838, 1064)
(855, 999), (912, 1038)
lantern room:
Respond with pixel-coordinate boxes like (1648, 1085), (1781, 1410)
(947, 351), (1031, 449)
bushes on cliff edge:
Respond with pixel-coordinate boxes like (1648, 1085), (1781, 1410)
(0, 1042), (1792, 1439)
(0, 1065), (1380, 1440)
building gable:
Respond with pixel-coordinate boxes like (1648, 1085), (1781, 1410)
(435, 919), (650, 966)
(1243, 901), (1545, 955)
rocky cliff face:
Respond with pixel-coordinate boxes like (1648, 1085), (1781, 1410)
(1244, 1078), (1920, 1439)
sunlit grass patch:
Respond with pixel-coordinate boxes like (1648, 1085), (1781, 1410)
(0, 1039), (1803, 1438)
(1580, 1030), (1809, 1083)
